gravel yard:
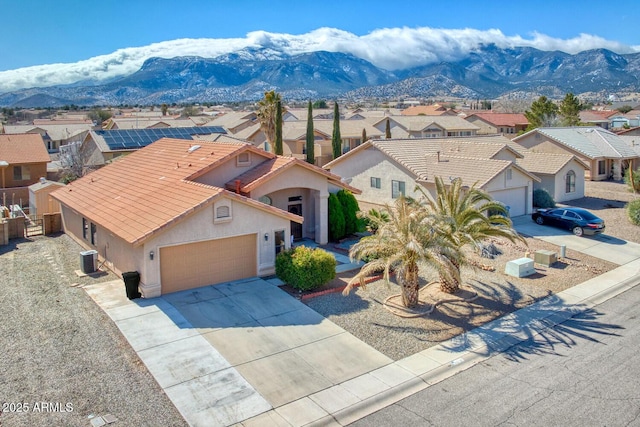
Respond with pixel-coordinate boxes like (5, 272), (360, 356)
(562, 180), (640, 244)
(0, 234), (187, 427)
(306, 180), (637, 361)
(306, 236), (616, 361)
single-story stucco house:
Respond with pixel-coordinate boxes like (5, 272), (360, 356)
(324, 136), (540, 217)
(514, 151), (589, 203)
(52, 138), (359, 297)
(512, 127), (639, 181)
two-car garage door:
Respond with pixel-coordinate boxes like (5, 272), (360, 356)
(491, 187), (527, 217)
(160, 234), (257, 294)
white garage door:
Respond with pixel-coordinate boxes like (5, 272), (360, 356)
(159, 234), (257, 294)
(491, 187), (526, 217)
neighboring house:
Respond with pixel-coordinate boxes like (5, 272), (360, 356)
(514, 151), (589, 203)
(0, 134), (51, 207)
(579, 110), (616, 129)
(51, 138), (358, 297)
(401, 105), (457, 116)
(77, 126), (226, 167)
(276, 120), (383, 166)
(324, 136), (540, 217)
(202, 111), (258, 134)
(512, 127), (640, 181)
(465, 113), (529, 136)
(608, 111), (640, 129)
(367, 116), (479, 139)
(101, 116), (193, 129)
(3, 123), (94, 153)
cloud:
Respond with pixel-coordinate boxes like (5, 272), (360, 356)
(0, 26), (638, 93)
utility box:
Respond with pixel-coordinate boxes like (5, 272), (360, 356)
(534, 250), (557, 267)
(505, 257), (535, 278)
(80, 250), (98, 274)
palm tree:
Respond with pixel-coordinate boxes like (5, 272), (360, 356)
(345, 196), (459, 308)
(256, 90), (282, 153)
(419, 177), (525, 294)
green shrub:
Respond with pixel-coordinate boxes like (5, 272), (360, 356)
(628, 199), (640, 226)
(533, 188), (556, 208)
(337, 189), (360, 235)
(275, 246), (336, 290)
(328, 193), (345, 241)
(361, 208), (389, 234)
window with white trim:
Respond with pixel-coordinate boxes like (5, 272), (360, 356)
(565, 170), (576, 193)
(392, 180), (405, 198)
(370, 177), (381, 189)
(214, 202), (232, 223)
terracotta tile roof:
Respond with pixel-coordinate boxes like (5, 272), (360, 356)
(579, 110), (616, 122)
(466, 113), (528, 127)
(0, 133), (50, 164)
(51, 138), (302, 246)
(226, 156), (362, 195)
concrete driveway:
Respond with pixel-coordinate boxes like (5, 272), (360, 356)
(86, 277), (392, 426)
(511, 215), (640, 266)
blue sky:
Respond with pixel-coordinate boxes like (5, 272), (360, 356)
(2, 0), (639, 70)
(0, 0), (638, 92)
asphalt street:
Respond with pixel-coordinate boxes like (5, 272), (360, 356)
(351, 278), (640, 427)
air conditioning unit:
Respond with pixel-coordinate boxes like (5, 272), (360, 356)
(80, 250), (98, 274)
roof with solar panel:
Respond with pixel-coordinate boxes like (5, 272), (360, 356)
(87, 126), (226, 152)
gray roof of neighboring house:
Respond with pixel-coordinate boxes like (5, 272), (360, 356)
(517, 127), (639, 159)
(4, 124), (93, 141)
(619, 135), (640, 156)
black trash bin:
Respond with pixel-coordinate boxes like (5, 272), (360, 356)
(122, 271), (141, 300)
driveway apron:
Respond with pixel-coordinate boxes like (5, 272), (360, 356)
(86, 277), (392, 426)
(511, 215), (640, 265)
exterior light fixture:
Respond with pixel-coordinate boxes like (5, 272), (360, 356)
(149, 251), (154, 260)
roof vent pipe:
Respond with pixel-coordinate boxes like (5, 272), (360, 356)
(39, 177), (46, 184)
(437, 151), (440, 162)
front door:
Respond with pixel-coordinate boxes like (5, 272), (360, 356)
(288, 204), (303, 241)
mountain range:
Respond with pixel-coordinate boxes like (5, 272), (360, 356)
(2, 44), (639, 107)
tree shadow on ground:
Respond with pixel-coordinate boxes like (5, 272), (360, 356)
(499, 307), (624, 362)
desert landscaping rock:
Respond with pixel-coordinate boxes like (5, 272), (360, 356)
(0, 234), (187, 427)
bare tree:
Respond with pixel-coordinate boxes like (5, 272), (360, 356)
(59, 142), (95, 183)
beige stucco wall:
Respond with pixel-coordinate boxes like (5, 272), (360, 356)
(193, 151), (270, 188)
(330, 149), (534, 215)
(142, 197), (291, 296)
(466, 117), (497, 134)
(249, 164), (330, 244)
(59, 204), (143, 277)
(553, 161), (586, 202)
(60, 196), (291, 298)
(328, 147), (422, 209)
